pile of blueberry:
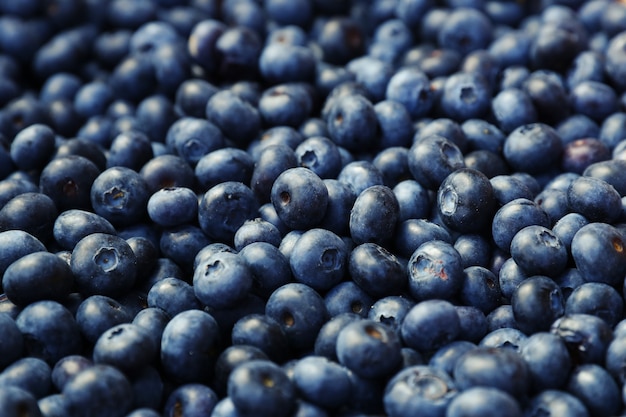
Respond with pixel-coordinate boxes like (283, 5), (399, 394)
(4, 0), (626, 416)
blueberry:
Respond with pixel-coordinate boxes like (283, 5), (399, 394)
(90, 166), (150, 227)
(299, 118), (329, 139)
(446, 387), (522, 417)
(160, 309), (221, 385)
(238, 242), (292, 298)
(227, 359), (296, 417)
(454, 346), (529, 398)
(0, 386), (43, 417)
(498, 257), (528, 302)
(0, 192), (58, 244)
(453, 234), (492, 268)
(193, 251), (253, 310)
(0, 313), (22, 370)
(205, 89), (261, 146)
(0, 230), (46, 282)
(600, 112), (626, 150)
(314, 313), (361, 362)
(265, 283), (329, 353)
(429, 340), (476, 377)
(3, 251), (74, 307)
(520, 332), (572, 393)
(147, 277), (201, 318)
(210, 397), (245, 417)
(75, 295), (133, 345)
(458, 266), (501, 314)
(146, 186), (198, 227)
(486, 304), (519, 332)
(107, 0), (158, 29)
(250, 144), (298, 204)
(393, 179), (431, 222)
(491, 198), (551, 253)
(437, 168), (497, 234)
(292, 355), (352, 410)
(569, 80), (619, 123)
(290, 400), (331, 417)
(0, 356), (51, 399)
(271, 167), (328, 231)
(287, 228), (346, 292)
(231, 314), (290, 363)
(556, 114), (600, 145)
(374, 100), (414, 149)
(258, 83), (314, 128)
(198, 181), (259, 243)
(349, 242), (406, 298)
(326, 94), (379, 152)
(407, 134), (465, 191)
(525, 390), (590, 417)
(0, 177), (39, 207)
(583, 159), (626, 196)
(336, 319), (403, 379)
(135, 94), (177, 143)
(195, 147), (254, 191)
(38, 393), (69, 417)
(294, 136), (342, 180)
(511, 275), (565, 335)
(213, 345), (268, 398)
(605, 32), (626, 91)
(74, 80), (114, 119)
(440, 72), (492, 122)
(265, 25), (309, 47)
(187, 19), (227, 75)
(337, 160), (385, 196)
(324, 281), (374, 318)
(40, 155), (102, 212)
(401, 299), (460, 353)
(395, 218), (453, 260)
(63, 365), (133, 417)
(567, 176), (622, 223)
(510, 225), (568, 277)
(259, 43), (316, 85)
(503, 123), (563, 175)
(316, 17), (365, 65)
(349, 185), (399, 246)
(365, 296), (412, 333)
(456, 305), (489, 343)
(565, 282), (623, 327)
(570, 222), (626, 287)
(407, 240), (464, 302)
(162, 383), (219, 417)
(70, 232), (137, 297)
(278, 230), (303, 261)
(165, 117), (224, 166)
(566, 364), (621, 417)
(385, 67), (434, 119)
(479, 327), (528, 352)
(491, 88), (538, 134)
(383, 365), (458, 417)
(92, 322), (156, 375)
(16, 300), (82, 365)
(10, 124), (56, 172)
(463, 150), (509, 180)
(550, 313), (613, 366)
(266, 0), (313, 26)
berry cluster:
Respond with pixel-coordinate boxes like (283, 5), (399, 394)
(1, 0), (626, 416)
